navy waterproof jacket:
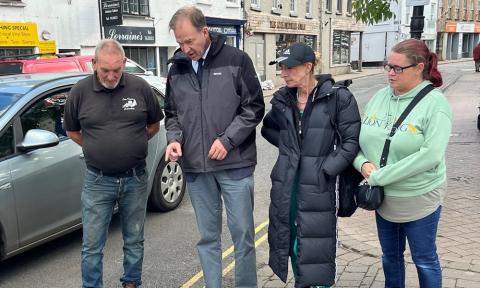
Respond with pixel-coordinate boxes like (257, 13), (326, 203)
(261, 75), (361, 286)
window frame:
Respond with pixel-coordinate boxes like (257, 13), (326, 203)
(326, 0), (332, 12)
(332, 30), (351, 65)
(122, 0), (150, 16)
(336, 0), (343, 14)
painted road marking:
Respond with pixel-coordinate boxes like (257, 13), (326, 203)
(181, 220), (269, 288)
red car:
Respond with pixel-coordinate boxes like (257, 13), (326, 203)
(0, 54), (152, 75)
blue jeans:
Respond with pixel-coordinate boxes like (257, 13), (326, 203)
(376, 206), (442, 288)
(81, 168), (148, 288)
(186, 170), (257, 288)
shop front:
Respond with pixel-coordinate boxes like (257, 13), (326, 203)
(206, 17), (245, 49)
(0, 22), (43, 58)
(104, 25), (166, 76)
(244, 15), (319, 84)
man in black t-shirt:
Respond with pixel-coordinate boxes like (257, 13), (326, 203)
(64, 39), (163, 288)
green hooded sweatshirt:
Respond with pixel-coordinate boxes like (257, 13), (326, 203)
(353, 81), (453, 197)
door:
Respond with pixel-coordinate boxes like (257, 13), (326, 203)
(11, 89), (85, 246)
(248, 34), (265, 81)
(0, 125), (19, 254)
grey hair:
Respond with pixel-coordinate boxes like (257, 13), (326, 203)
(168, 5), (206, 31)
(94, 39), (125, 60)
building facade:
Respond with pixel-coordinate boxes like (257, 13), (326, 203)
(351, 0), (439, 66)
(0, 0), (244, 76)
(319, 0), (365, 75)
(437, 0), (480, 60)
(242, 0), (320, 84)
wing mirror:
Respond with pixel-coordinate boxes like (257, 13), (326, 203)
(17, 129), (60, 152)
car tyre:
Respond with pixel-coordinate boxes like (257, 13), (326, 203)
(148, 159), (186, 212)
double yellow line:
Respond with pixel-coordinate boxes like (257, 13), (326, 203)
(181, 220), (269, 288)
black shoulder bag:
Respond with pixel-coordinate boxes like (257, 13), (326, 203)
(327, 80), (363, 217)
(356, 84), (434, 210)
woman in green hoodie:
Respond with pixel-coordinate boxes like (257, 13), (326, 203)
(353, 39), (452, 288)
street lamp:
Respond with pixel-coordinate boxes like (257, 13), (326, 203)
(407, 0), (430, 39)
(410, 6), (425, 39)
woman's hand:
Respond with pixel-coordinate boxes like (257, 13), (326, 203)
(361, 162), (377, 180)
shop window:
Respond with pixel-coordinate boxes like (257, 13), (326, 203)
(124, 47), (157, 75)
(275, 34), (316, 70)
(122, 0), (149, 16)
(226, 0), (238, 4)
(0, 48), (34, 58)
(332, 30), (350, 65)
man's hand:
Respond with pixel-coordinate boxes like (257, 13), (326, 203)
(165, 142), (182, 162)
(361, 162), (377, 180)
(208, 139), (227, 161)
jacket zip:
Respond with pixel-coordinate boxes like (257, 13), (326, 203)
(192, 63), (207, 170)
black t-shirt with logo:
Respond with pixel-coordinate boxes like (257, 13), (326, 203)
(64, 73), (163, 173)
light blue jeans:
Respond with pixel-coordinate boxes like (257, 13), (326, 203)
(81, 168), (148, 288)
(186, 170), (257, 288)
(376, 206), (442, 288)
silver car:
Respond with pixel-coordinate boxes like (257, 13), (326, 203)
(0, 73), (185, 260)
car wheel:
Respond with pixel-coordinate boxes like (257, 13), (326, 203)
(148, 159), (186, 212)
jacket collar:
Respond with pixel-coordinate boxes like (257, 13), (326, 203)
(167, 32), (227, 65)
(271, 74), (335, 107)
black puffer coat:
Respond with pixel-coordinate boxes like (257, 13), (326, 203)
(261, 75), (361, 286)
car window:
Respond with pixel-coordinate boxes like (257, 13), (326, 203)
(0, 125), (14, 159)
(151, 87), (164, 109)
(20, 91), (68, 139)
(0, 92), (23, 117)
(125, 60), (146, 74)
(0, 62), (24, 75)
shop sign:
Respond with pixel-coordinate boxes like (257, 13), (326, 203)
(270, 21), (305, 30)
(457, 23), (474, 33)
(104, 26), (155, 44)
(0, 22), (38, 47)
(445, 22), (456, 32)
(207, 26), (237, 34)
(38, 40), (56, 56)
(101, 0), (123, 26)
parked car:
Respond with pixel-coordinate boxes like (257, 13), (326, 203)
(0, 54), (153, 76)
(0, 73), (185, 260)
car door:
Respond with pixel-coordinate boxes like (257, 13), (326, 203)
(9, 88), (85, 246)
(0, 124), (20, 256)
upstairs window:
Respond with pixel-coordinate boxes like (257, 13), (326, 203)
(122, 0), (149, 16)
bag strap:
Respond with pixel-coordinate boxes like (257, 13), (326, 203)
(327, 80), (352, 145)
(379, 84), (434, 167)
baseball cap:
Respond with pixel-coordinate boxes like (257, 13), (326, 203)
(269, 42), (315, 68)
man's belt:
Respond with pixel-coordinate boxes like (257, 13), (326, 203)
(87, 163), (146, 178)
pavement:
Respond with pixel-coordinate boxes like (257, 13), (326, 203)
(253, 59), (480, 287)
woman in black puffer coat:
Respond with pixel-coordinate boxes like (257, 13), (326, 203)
(261, 43), (361, 287)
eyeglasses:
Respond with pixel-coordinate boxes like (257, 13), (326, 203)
(384, 63), (417, 74)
